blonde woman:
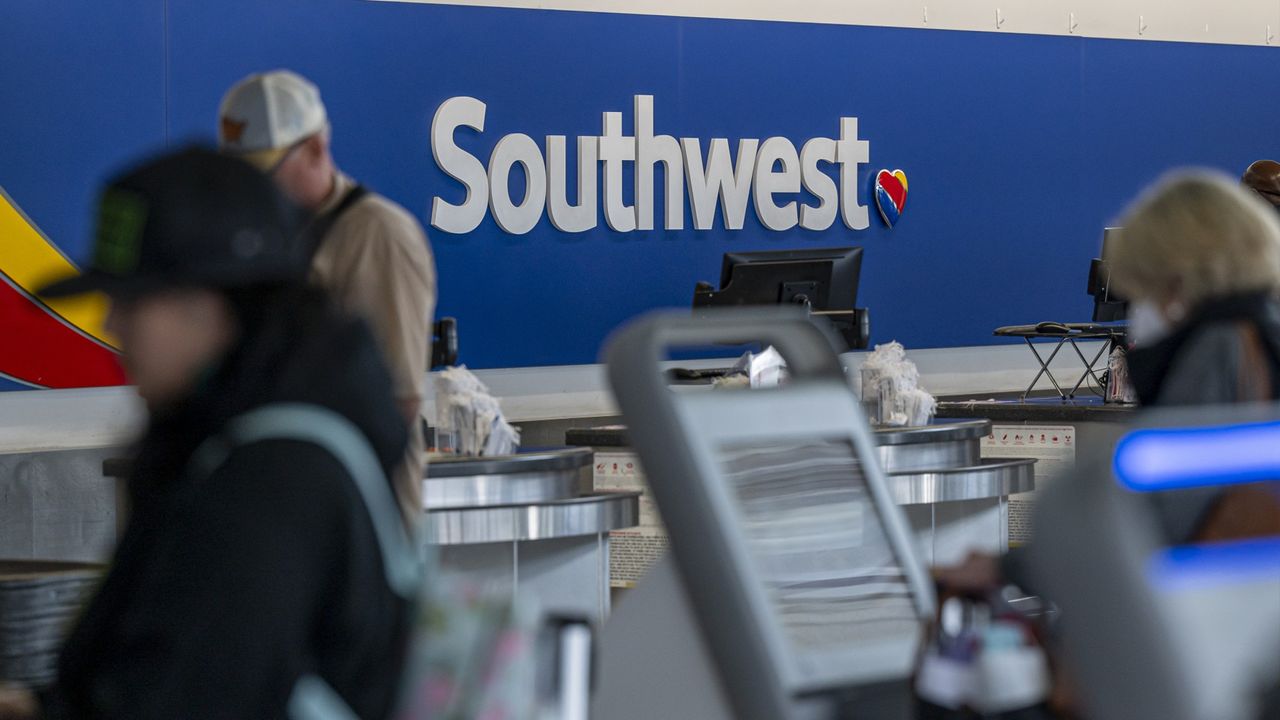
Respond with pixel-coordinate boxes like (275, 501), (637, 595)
(1110, 169), (1280, 407)
(938, 169), (1280, 592)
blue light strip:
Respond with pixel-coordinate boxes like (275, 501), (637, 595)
(1113, 419), (1280, 492)
(1147, 537), (1280, 592)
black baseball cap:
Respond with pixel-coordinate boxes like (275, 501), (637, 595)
(37, 146), (309, 300)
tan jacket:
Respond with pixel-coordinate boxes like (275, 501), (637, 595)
(311, 172), (436, 526)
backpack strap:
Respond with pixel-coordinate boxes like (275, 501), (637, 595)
(287, 674), (360, 720)
(303, 184), (370, 262)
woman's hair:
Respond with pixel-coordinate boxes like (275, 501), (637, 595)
(1109, 169), (1280, 308)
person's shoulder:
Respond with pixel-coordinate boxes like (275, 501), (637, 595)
(328, 188), (434, 273)
(1158, 322), (1247, 404)
(208, 437), (361, 516)
(347, 189), (429, 243)
(1180, 321), (1249, 358)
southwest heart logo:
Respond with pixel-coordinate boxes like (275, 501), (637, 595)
(874, 169), (908, 227)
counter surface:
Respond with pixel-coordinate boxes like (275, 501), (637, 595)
(935, 392), (1135, 424)
(565, 425), (631, 448)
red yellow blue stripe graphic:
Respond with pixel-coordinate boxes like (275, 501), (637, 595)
(0, 186), (125, 388)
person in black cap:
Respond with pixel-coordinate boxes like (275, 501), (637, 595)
(1, 147), (412, 719)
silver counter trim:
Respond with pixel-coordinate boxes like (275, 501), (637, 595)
(425, 491), (641, 545)
(425, 447), (593, 478)
(887, 458), (1035, 505)
(873, 419), (992, 446)
(424, 470), (582, 509)
(877, 438), (980, 473)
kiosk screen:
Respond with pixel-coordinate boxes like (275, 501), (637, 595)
(718, 439), (920, 685)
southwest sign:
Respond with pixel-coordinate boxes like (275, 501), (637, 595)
(430, 95), (874, 235)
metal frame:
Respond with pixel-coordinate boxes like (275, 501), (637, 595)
(604, 308), (934, 720)
(1019, 333), (1114, 401)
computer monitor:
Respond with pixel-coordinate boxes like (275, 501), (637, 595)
(1087, 227), (1127, 322)
(693, 247), (869, 349)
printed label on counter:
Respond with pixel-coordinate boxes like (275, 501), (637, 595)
(981, 425), (1076, 547)
(607, 530), (670, 589)
(593, 451), (666, 588)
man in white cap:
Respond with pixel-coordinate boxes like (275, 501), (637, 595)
(218, 69), (435, 528)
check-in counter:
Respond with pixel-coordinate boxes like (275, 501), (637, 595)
(935, 392), (1135, 548)
(424, 448), (640, 622)
(0, 387), (142, 562)
(568, 418), (1033, 585)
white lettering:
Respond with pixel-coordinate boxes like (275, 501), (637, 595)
(600, 111), (637, 233)
(430, 96), (489, 234)
(836, 117), (871, 231)
(546, 135), (599, 233)
(635, 95), (684, 231)
(427, 95), (873, 236)
(488, 133), (546, 235)
(753, 137), (801, 231)
(683, 138), (760, 231)
(799, 137), (838, 231)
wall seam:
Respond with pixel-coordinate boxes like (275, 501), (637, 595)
(163, 0), (171, 145)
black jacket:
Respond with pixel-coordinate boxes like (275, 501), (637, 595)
(1126, 291), (1280, 407)
(45, 288), (411, 719)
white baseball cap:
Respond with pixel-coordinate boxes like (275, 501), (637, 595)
(218, 70), (328, 171)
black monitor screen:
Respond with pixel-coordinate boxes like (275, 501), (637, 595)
(706, 246), (862, 312)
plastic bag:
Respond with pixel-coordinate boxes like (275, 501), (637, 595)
(747, 346), (788, 388)
(433, 366), (521, 456)
(859, 341), (936, 427)
(1105, 345), (1136, 404)
(714, 346), (789, 389)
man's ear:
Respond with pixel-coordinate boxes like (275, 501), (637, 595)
(304, 132), (328, 163)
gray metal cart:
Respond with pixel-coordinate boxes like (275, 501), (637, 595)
(595, 308), (937, 720)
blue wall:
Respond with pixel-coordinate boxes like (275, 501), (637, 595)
(3, 0), (1277, 369)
